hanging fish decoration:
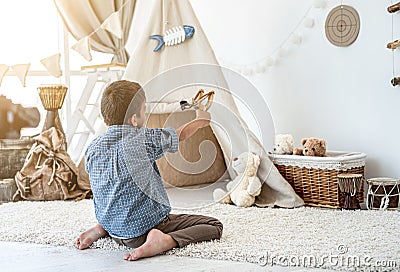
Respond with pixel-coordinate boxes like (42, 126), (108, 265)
(149, 25), (195, 52)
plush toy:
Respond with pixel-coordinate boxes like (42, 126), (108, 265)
(273, 134), (294, 155)
(293, 137), (327, 157)
(213, 152), (262, 207)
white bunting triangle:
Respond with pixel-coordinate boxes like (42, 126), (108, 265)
(11, 63), (30, 87)
(72, 36), (92, 61)
(40, 53), (62, 78)
(100, 12), (122, 39)
(0, 64), (9, 86)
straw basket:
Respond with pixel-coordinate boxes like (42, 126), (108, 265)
(269, 151), (366, 208)
(37, 84), (67, 110)
(0, 137), (34, 179)
(37, 85), (67, 148)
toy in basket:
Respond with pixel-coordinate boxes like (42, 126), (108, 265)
(37, 84), (67, 148)
(366, 178), (400, 210)
(269, 151), (366, 208)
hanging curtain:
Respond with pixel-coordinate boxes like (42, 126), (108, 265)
(54, 0), (136, 64)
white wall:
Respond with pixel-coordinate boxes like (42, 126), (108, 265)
(127, 0), (400, 179)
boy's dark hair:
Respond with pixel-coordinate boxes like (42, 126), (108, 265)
(100, 80), (145, 126)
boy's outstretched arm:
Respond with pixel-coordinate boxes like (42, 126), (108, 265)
(176, 110), (211, 141)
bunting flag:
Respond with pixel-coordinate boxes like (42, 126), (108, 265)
(0, 64), (9, 86)
(70, 2), (129, 62)
(40, 53), (62, 78)
(11, 63), (30, 87)
(100, 11), (122, 39)
(71, 36), (92, 61)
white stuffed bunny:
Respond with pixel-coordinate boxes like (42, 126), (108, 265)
(213, 152), (262, 207)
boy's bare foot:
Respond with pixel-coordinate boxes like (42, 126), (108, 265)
(76, 223), (108, 250)
(123, 229), (178, 261)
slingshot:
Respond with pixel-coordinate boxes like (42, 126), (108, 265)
(180, 89), (215, 111)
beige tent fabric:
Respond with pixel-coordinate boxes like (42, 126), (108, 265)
(123, 0), (304, 208)
(54, 0), (136, 64)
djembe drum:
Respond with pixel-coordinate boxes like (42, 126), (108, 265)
(37, 84), (68, 149)
(367, 178), (400, 210)
(337, 173), (363, 209)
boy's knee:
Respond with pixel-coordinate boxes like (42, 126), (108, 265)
(211, 218), (223, 238)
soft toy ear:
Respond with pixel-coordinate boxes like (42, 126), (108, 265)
(320, 140), (326, 149)
(301, 138), (308, 146)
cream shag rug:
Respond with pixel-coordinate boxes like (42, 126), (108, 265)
(0, 200), (399, 271)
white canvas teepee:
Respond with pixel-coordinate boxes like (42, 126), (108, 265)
(124, 0), (303, 208)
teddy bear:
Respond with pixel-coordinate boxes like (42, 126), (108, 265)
(212, 152), (262, 207)
(272, 134), (294, 155)
(293, 137), (327, 157)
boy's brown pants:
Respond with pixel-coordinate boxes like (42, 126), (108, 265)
(112, 214), (223, 248)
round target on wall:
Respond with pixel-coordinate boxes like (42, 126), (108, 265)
(325, 5), (360, 47)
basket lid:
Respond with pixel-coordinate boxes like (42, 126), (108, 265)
(269, 151), (366, 170)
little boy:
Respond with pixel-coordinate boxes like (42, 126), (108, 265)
(76, 80), (223, 261)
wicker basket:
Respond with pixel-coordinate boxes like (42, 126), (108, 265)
(0, 179), (17, 203)
(269, 151), (366, 208)
(0, 137), (34, 179)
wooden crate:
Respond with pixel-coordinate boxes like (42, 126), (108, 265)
(0, 137), (34, 179)
(0, 179), (17, 203)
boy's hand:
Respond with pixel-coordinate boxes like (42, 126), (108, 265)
(195, 109), (211, 128)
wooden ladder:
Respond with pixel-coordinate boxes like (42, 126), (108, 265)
(67, 63), (125, 163)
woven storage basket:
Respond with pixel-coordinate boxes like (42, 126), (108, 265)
(0, 179), (17, 203)
(0, 137), (34, 179)
(269, 151), (366, 208)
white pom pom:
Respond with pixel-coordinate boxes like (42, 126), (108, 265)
(243, 67), (254, 76)
(242, 67), (250, 75)
(304, 18), (315, 28)
(312, 0), (327, 9)
(265, 57), (275, 67)
(278, 48), (288, 58)
(254, 64), (262, 73)
(291, 34), (302, 45)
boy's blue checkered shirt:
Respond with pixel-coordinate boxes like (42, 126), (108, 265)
(85, 124), (179, 238)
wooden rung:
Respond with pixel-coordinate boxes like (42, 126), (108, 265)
(81, 62), (126, 71)
(388, 2), (400, 13)
(387, 40), (400, 50)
